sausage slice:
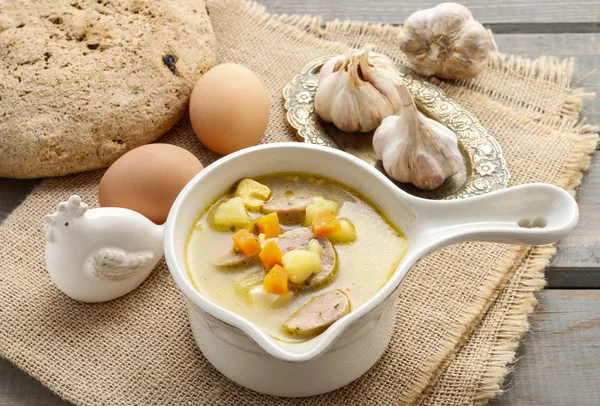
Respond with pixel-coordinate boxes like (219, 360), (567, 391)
(276, 227), (314, 253)
(283, 290), (350, 337)
(262, 194), (312, 224)
(216, 251), (256, 267)
(277, 228), (337, 288)
(308, 237), (337, 287)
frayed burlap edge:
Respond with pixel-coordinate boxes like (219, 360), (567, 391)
(472, 245), (554, 404)
(412, 246), (531, 405)
(110, 2), (600, 404)
(417, 117), (598, 405)
(220, 0), (586, 105)
(434, 77), (596, 128)
(472, 122), (598, 404)
(213, 0), (327, 40)
(1, 2), (597, 405)
(400, 82), (597, 402)
(407, 88), (599, 404)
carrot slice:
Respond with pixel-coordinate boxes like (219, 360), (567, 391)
(255, 212), (281, 238)
(312, 210), (341, 236)
(259, 240), (283, 270)
(263, 264), (288, 295)
(232, 229), (261, 257)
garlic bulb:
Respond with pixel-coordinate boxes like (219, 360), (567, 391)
(373, 84), (462, 190)
(315, 46), (404, 133)
(399, 3), (491, 80)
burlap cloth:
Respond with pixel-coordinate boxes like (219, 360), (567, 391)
(1, 1), (598, 405)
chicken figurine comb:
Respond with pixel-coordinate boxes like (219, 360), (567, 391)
(44, 195), (164, 302)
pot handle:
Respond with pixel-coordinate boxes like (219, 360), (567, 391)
(412, 183), (578, 249)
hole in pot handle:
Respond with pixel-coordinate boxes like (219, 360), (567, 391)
(411, 183), (578, 249)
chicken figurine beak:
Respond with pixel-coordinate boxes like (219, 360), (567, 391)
(44, 195), (165, 303)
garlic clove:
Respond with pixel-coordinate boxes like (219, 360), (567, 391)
(315, 46), (404, 133)
(318, 55), (345, 82)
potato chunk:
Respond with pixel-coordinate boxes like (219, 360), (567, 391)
(282, 250), (321, 284)
(235, 178), (271, 211)
(212, 197), (251, 230)
(327, 218), (357, 244)
(307, 239), (323, 255)
(249, 285), (293, 306)
(304, 197), (339, 226)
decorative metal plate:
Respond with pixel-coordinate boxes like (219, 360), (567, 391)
(283, 56), (510, 199)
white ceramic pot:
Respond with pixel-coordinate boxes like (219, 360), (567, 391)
(164, 143), (578, 397)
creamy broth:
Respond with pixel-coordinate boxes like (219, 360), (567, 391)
(186, 173), (407, 342)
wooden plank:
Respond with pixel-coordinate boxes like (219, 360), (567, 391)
(493, 33), (599, 123)
(485, 23), (599, 34)
(493, 290), (600, 405)
(0, 5), (598, 404)
(0, 361), (68, 406)
(2, 290), (598, 405)
(0, 178), (42, 223)
(260, 0), (600, 24)
(492, 33), (600, 286)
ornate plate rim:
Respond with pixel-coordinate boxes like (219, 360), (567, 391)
(282, 56), (511, 199)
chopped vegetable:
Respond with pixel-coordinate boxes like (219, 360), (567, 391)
(233, 270), (265, 296)
(312, 210), (341, 237)
(259, 240), (283, 270)
(213, 197), (251, 230)
(307, 239), (323, 255)
(327, 218), (357, 244)
(304, 197), (339, 226)
(263, 264), (288, 295)
(245, 220), (257, 233)
(232, 229), (261, 257)
(235, 178), (271, 211)
(282, 250), (321, 284)
(249, 285), (293, 306)
(255, 212), (281, 238)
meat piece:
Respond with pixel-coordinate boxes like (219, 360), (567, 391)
(283, 290), (350, 337)
(276, 227), (338, 288)
(262, 194), (312, 224)
(308, 237), (337, 287)
(276, 227), (314, 253)
(216, 251), (256, 267)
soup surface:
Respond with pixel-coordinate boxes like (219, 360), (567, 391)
(186, 173), (407, 342)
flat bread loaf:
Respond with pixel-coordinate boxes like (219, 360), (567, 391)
(0, 0), (215, 178)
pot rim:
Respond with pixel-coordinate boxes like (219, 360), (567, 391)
(164, 143), (422, 362)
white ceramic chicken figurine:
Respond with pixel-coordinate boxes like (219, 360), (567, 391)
(44, 195), (164, 302)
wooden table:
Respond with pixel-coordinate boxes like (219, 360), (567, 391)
(1, 1), (599, 404)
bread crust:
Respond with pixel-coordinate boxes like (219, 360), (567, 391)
(0, 0), (216, 178)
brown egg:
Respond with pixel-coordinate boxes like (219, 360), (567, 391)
(99, 144), (203, 224)
(189, 63), (270, 155)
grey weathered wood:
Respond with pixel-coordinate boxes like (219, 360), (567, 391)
(493, 290), (600, 405)
(1, 1), (599, 405)
(493, 33), (599, 124)
(0, 360), (67, 406)
(260, 0), (600, 24)
(490, 33), (600, 286)
(0, 178), (42, 223)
